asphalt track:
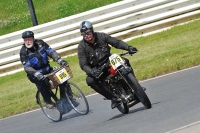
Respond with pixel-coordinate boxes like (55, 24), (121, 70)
(1, 65), (200, 133)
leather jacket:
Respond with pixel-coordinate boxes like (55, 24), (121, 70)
(78, 32), (130, 75)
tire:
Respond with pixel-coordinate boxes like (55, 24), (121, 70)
(117, 102), (129, 114)
(37, 91), (62, 122)
(126, 73), (152, 109)
(65, 82), (89, 115)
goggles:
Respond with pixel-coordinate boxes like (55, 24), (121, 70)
(81, 30), (92, 36)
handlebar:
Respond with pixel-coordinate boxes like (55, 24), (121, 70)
(120, 52), (129, 56)
(95, 51), (137, 79)
(120, 51), (137, 56)
(45, 65), (72, 88)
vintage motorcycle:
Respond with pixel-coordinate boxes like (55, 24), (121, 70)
(96, 51), (151, 114)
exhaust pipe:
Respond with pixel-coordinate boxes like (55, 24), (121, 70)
(128, 100), (139, 108)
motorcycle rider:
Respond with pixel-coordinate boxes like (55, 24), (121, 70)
(19, 31), (78, 109)
(77, 21), (143, 109)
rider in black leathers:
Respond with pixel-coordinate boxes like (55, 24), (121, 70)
(19, 31), (72, 108)
(77, 21), (139, 109)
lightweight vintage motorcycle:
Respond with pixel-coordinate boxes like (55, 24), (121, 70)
(97, 51), (151, 114)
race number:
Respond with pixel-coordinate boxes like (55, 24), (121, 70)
(109, 54), (125, 70)
(55, 68), (71, 83)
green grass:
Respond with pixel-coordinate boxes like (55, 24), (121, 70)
(131, 20), (200, 79)
(0, 19), (200, 119)
(0, 0), (120, 35)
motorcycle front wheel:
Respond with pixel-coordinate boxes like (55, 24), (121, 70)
(126, 73), (152, 109)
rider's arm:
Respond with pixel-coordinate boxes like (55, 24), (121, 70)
(78, 42), (92, 75)
(19, 46), (37, 76)
(100, 32), (130, 50)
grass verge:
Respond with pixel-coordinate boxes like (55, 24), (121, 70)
(0, 0), (120, 36)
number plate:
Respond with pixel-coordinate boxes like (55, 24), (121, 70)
(55, 68), (70, 83)
(109, 54), (125, 70)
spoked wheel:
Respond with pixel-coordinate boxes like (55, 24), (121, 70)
(37, 91), (62, 122)
(126, 73), (152, 109)
(117, 102), (129, 114)
(65, 82), (89, 115)
(135, 88), (151, 109)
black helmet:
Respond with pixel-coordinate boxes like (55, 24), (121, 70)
(22, 31), (34, 38)
(80, 21), (93, 33)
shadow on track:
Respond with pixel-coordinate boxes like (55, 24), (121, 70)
(108, 102), (160, 120)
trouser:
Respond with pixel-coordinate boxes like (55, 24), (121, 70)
(59, 83), (73, 98)
(29, 76), (52, 103)
(86, 76), (113, 100)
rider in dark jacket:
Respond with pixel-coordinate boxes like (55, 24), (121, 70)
(19, 31), (70, 108)
(78, 21), (139, 109)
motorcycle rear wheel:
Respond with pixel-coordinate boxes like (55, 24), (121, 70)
(126, 73), (152, 109)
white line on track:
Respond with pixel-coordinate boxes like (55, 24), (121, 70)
(140, 65), (200, 83)
(166, 120), (200, 133)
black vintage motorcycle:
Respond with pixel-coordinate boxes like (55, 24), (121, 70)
(97, 51), (151, 114)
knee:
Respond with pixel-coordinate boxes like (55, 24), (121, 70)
(86, 76), (96, 86)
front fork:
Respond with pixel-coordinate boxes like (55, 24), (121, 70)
(107, 75), (134, 103)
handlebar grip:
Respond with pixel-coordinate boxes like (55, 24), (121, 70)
(120, 51), (137, 56)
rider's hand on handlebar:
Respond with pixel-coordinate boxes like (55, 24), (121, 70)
(128, 46), (138, 54)
(90, 68), (102, 78)
(58, 59), (68, 66)
(34, 72), (50, 85)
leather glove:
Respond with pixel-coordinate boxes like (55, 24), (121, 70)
(34, 72), (50, 85)
(58, 59), (68, 66)
(128, 46), (138, 54)
(90, 68), (102, 78)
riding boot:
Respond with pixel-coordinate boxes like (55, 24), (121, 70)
(59, 84), (67, 98)
(90, 83), (113, 100)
